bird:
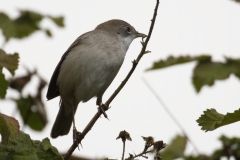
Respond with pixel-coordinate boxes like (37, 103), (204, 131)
(46, 19), (146, 138)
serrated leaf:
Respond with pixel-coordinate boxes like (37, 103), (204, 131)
(146, 55), (211, 71)
(37, 138), (63, 160)
(0, 49), (19, 76)
(197, 108), (240, 132)
(160, 135), (187, 160)
(0, 131), (63, 160)
(197, 109), (224, 132)
(0, 72), (9, 98)
(47, 16), (64, 27)
(0, 113), (19, 144)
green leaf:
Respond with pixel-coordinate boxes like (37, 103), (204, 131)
(37, 138), (63, 160)
(210, 149), (226, 160)
(13, 10), (43, 39)
(184, 155), (210, 160)
(146, 55), (211, 71)
(0, 131), (63, 160)
(44, 29), (52, 37)
(193, 57), (240, 92)
(184, 135), (240, 159)
(0, 13), (16, 41)
(47, 16), (64, 27)
(14, 95), (47, 131)
(0, 113), (20, 144)
(219, 135), (240, 146)
(160, 135), (187, 160)
(10, 73), (47, 131)
(146, 55), (240, 93)
(0, 49), (19, 98)
(0, 72), (9, 98)
(197, 109), (224, 132)
(0, 10), (64, 41)
(218, 135), (240, 158)
(0, 10), (43, 41)
(197, 108), (240, 132)
(0, 49), (19, 76)
(221, 109), (240, 126)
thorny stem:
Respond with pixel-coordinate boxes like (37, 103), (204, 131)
(63, 0), (160, 159)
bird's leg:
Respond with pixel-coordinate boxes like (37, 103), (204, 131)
(96, 97), (109, 119)
(71, 105), (81, 142)
(71, 105), (82, 150)
(72, 105), (77, 142)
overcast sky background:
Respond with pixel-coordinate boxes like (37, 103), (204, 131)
(1, 0), (240, 159)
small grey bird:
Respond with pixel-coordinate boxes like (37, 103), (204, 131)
(46, 19), (146, 138)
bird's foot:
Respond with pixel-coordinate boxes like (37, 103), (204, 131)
(98, 104), (109, 120)
(73, 127), (82, 150)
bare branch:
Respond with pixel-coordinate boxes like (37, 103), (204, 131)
(122, 141), (126, 160)
(63, 0), (160, 159)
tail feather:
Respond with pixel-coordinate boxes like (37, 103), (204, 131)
(51, 103), (75, 138)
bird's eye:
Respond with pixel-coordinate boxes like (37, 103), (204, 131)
(125, 26), (131, 33)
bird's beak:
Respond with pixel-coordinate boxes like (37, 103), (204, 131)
(135, 32), (147, 38)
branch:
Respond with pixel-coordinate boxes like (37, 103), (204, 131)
(63, 1), (160, 159)
(126, 139), (166, 160)
(122, 141), (125, 160)
(125, 148), (155, 160)
(105, 0), (159, 106)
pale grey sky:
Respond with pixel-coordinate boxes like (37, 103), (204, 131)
(1, 0), (240, 159)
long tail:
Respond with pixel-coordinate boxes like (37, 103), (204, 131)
(51, 102), (76, 138)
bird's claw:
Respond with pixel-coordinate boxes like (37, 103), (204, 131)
(73, 127), (82, 150)
(98, 104), (109, 120)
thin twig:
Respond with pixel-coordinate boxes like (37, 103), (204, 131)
(141, 77), (200, 155)
(135, 149), (154, 158)
(105, 0), (159, 106)
(122, 141), (125, 160)
(63, 1), (160, 159)
(127, 149), (155, 159)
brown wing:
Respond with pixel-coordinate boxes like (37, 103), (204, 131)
(46, 35), (83, 100)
